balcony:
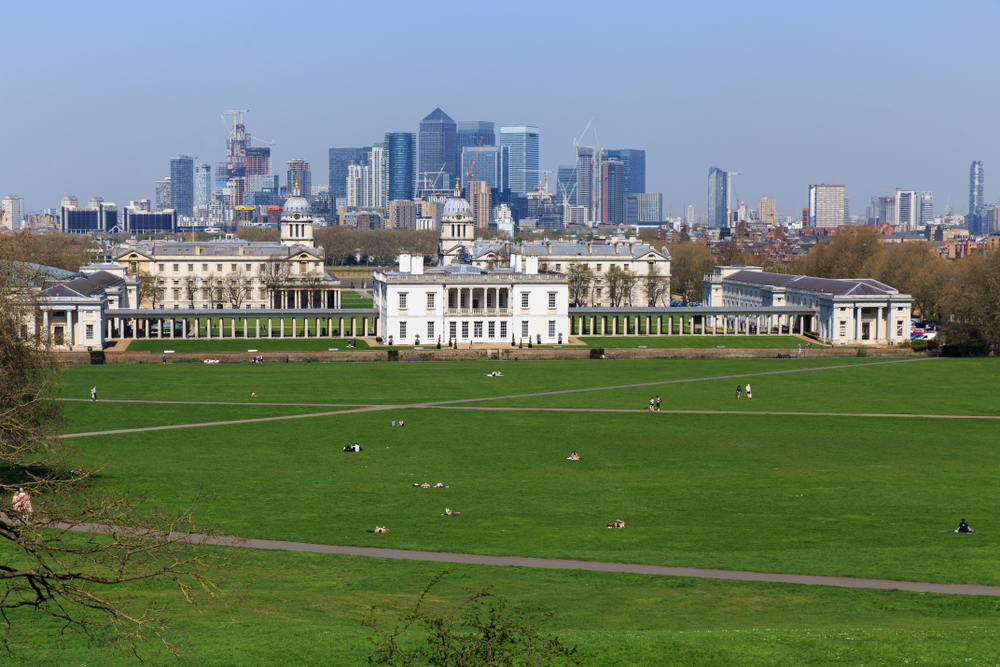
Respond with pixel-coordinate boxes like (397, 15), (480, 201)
(446, 308), (510, 316)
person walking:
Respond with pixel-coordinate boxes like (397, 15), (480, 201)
(797, 343), (802, 358)
(162, 354), (167, 364)
(91, 386), (97, 401)
(649, 396), (655, 412)
(745, 383), (752, 400)
(735, 384), (742, 400)
(655, 395), (662, 411)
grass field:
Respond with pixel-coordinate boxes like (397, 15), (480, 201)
(126, 337), (372, 353)
(578, 335), (824, 349)
(13, 357), (1000, 664)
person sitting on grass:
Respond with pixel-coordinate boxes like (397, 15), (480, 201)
(957, 518), (975, 533)
(433, 482), (445, 488)
(398, 420), (405, 427)
(249, 392), (257, 398)
(443, 508), (460, 516)
(568, 451), (580, 460)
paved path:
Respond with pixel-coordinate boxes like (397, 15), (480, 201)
(56, 521), (1000, 597)
(436, 406), (1000, 420)
(58, 398), (360, 407)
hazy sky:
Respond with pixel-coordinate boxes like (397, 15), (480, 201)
(2, 0), (999, 218)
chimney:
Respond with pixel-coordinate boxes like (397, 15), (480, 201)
(397, 253), (411, 273)
(511, 253), (522, 272)
(410, 254), (424, 275)
(195, 245), (201, 256)
(239, 244), (244, 256)
(588, 242), (593, 254)
(525, 254), (538, 275)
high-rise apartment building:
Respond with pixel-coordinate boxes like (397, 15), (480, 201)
(707, 167), (729, 229)
(603, 149), (646, 193)
(156, 177), (171, 212)
(366, 146), (388, 208)
(245, 147), (271, 176)
(919, 191), (934, 225)
(2, 195), (24, 231)
(601, 159), (625, 225)
(896, 190), (917, 230)
(419, 108), (458, 190)
(461, 146), (509, 191)
(385, 132), (416, 202)
(625, 193), (662, 224)
(466, 180), (492, 228)
(969, 161), (986, 235)
(287, 159), (311, 199)
(346, 164), (368, 207)
(756, 197), (776, 227)
(877, 197), (896, 226)
(576, 147), (595, 216)
(457, 121), (495, 150)
(195, 164), (212, 208)
(500, 126), (539, 195)
(329, 148), (364, 200)
(169, 156), (194, 216)
(687, 204), (695, 224)
(808, 184), (845, 228)
(388, 200), (417, 230)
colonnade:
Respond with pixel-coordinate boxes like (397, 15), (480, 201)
(570, 312), (814, 337)
(446, 286), (510, 313)
(105, 312), (378, 341)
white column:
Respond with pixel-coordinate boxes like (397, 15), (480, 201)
(66, 310), (74, 348)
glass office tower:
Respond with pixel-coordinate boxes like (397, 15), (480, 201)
(499, 126), (539, 195)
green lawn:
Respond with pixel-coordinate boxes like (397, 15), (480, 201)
(22, 357), (1000, 664)
(125, 337), (372, 353)
(579, 335), (825, 349)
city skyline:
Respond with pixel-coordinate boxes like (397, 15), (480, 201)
(2, 1), (999, 219)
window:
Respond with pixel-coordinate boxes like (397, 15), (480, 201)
(158, 264), (164, 272)
(399, 293), (407, 309)
(246, 264), (251, 271)
(299, 262), (306, 274)
(474, 321), (483, 338)
(549, 320), (556, 338)
(174, 305), (179, 310)
(555, 264), (561, 271)
(521, 321), (529, 338)
(450, 321), (457, 340)
(427, 322), (435, 339)
(260, 264), (266, 272)
(499, 321), (507, 338)
(548, 293), (556, 309)
(399, 322), (407, 339)
(188, 264), (194, 271)
(173, 264), (179, 272)
(521, 293), (529, 308)
(231, 264), (237, 271)
(896, 320), (904, 336)
(85, 324), (94, 340)
(427, 293), (435, 309)
(129, 261), (137, 273)
(839, 320), (847, 337)
(596, 264), (602, 272)
(648, 262), (654, 271)
(462, 321), (469, 338)
(172, 288), (180, 300)
(217, 264), (223, 272)
(203, 264), (208, 272)
(488, 321), (495, 338)
(448, 292), (455, 308)
(596, 287), (602, 299)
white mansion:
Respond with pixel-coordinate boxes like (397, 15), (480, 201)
(111, 188), (340, 310)
(702, 265), (913, 345)
(373, 195), (571, 346)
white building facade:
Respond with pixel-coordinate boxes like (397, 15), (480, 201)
(702, 265), (912, 346)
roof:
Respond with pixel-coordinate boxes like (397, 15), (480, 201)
(471, 240), (670, 261)
(724, 270), (900, 296)
(40, 270), (125, 299)
(422, 107), (454, 124)
(112, 241), (322, 260)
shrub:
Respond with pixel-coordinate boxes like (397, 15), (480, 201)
(926, 339), (939, 352)
(910, 339), (928, 352)
(589, 348), (605, 359)
(803, 331), (819, 341)
(387, 350), (399, 362)
(856, 346), (868, 357)
(89, 350), (106, 365)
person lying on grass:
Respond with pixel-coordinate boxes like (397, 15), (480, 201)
(366, 526), (388, 533)
(607, 519), (626, 529)
(957, 518), (976, 533)
(568, 451), (580, 460)
(443, 508), (460, 516)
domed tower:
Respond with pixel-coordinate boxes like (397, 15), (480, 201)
(438, 182), (474, 265)
(280, 180), (314, 248)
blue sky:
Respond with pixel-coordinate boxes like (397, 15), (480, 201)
(2, 0), (998, 219)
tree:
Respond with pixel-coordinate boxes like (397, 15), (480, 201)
(0, 258), (230, 660)
(642, 266), (670, 306)
(604, 265), (631, 307)
(619, 267), (638, 306)
(566, 263), (594, 306)
(670, 243), (715, 300)
(183, 274), (198, 308)
(259, 261), (291, 308)
(202, 274), (223, 309)
(716, 237), (746, 266)
(223, 270), (253, 308)
(135, 269), (163, 309)
(942, 249), (1000, 352)
(364, 572), (592, 667)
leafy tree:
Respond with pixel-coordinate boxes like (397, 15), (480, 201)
(670, 243), (715, 300)
(134, 269), (163, 309)
(364, 572), (593, 667)
(566, 263), (594, 306)
(0, 258), (230, 660)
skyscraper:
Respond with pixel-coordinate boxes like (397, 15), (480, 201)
(808, 184), (845, 228)
(1, 196), (24, 231)
(385, 132), (416, 202)
(195, 164), (212, 208)
(756, 197), (776, 227)
(156, 177), (171, 212)
(460, 146), (509, 191)
(877, 197), (896, 226)
(500, 126), (539, 195)
(601, 159), (625, 225)
(418, 108), (458, 190)
(969, 161), (986, 235)
(576, 147), (595, 216)
(287, 159), (311, 199)
(687, 204), (695, 224)
(457, 121), (495, 150)
(707, 167), (729, 229)
(602, 149), (646, 193)
(367, 145), (388, 208)
(329, 148), (364, 200)
(896, 190), (917, 230)
(625, 193), (662, 224)
(556, 165), (577, 205)
(169, 156), (194, 216)
(919, 191), (934, 225)
(466, 180), (492, 228)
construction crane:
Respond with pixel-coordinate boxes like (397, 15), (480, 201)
(422, 163), (448, 190)
(464, 137), (484, 189)
(525, 169), (556, 193)
(573, 118), (594, 147)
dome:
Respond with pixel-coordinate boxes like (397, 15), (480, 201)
(442, 195), (471, 218)
(282, 194), (312, 217)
